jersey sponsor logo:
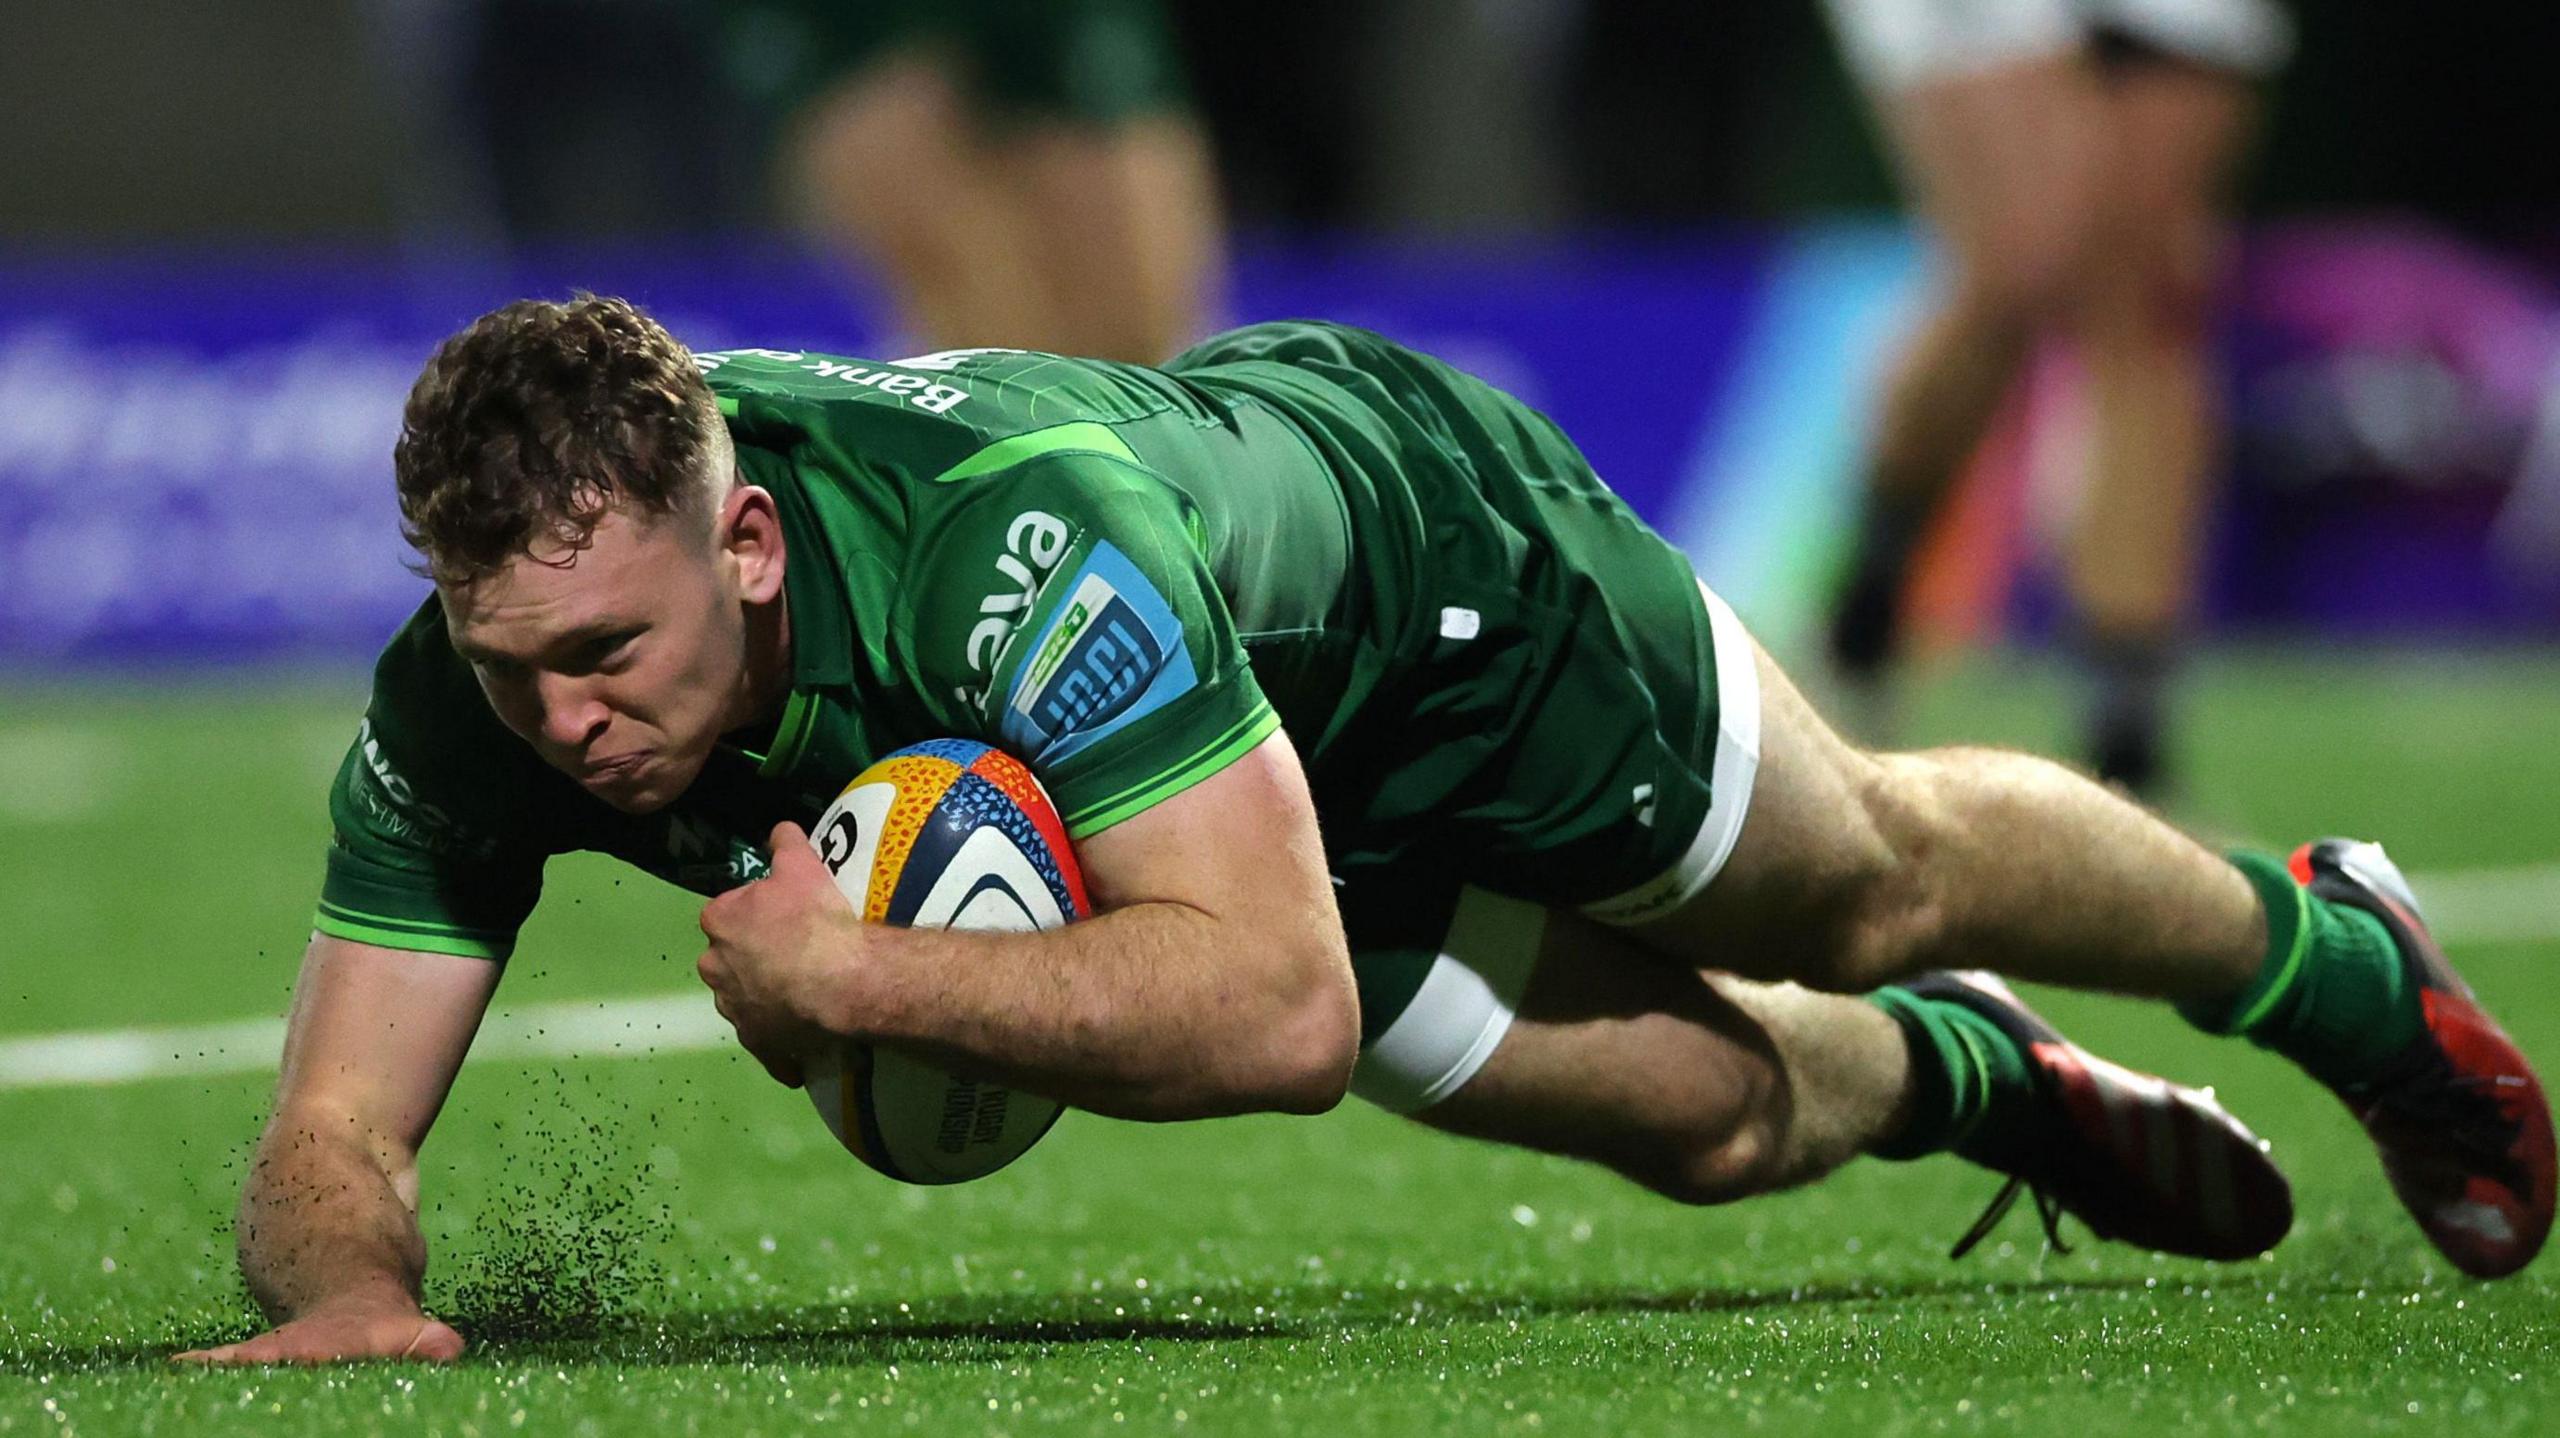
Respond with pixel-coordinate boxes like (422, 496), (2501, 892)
(995, 541), (1197, 764)
(956, 510), (1073, 711)
(693, 349), (805, 370)
(664, 813), (770, 889)
(1011, 571), (1164, 734)
(799, 359), (969, 414)
(886, 347), (1025, 372)
(356, 719), (438, 816)
(695, 349), (974, 414)
(348, 718), (499, 859)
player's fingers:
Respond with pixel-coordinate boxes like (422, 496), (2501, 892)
(766, 824), (837, 885)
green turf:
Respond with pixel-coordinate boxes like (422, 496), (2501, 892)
(4, 651), (2557, 1436)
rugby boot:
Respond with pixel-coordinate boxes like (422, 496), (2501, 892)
(2290, 839), (2555, 1278)
(1907, 970), (2295, 1262)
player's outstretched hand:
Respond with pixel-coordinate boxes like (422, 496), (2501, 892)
(174, 1306), (466, 1366)
(698, 821), (866, 1089)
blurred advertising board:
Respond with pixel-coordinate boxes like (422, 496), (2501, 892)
(2, 222), (2555, 664)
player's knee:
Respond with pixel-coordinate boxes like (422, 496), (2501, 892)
(1948, 214), (2096, 327)
(1954, 260), (2077, 330)
(2080, 211), (2221, 342)
(2129, 233), (2219, 341)
(1794, 754), (1956, 994)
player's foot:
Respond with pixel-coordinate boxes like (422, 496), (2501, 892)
(1823, 575), (1904, 746)
(1826, 566), (1898, 679)
(2088, 708), (2165, 798)
(2290, 839), (2556, 1278)
(2076, 628), (2176, 798)
(1904, 970), (2295, 1262)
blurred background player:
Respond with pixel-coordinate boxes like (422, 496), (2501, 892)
(1820, 0), (2293, 794)
(724, 0), (1223, 362)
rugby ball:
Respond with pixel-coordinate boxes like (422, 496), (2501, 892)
(801, 739), (1090, 1184)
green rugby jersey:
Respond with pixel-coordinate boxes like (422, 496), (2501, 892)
(316, 321), (1719, 962)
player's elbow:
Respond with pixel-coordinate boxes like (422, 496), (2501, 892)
(1252, 943), (1361, 1116)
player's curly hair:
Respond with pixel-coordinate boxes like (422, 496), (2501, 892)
(393, 294), (726, 585)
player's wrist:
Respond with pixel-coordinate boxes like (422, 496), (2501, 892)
(277, 1280), (427, 1327)
(801, 907), (905, 1043)
(825, 917), (1011, 1056)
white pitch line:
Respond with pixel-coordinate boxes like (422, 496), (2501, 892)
(1, 862), (2554, 1093)
(0, 727), (123, 823)
(0, 993), (729, 1092)
(2409, 861), (2560, 947)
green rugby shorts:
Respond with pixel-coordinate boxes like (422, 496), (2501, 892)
(1347, 581), (1764, 1113)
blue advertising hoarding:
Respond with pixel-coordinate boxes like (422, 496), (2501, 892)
(3, 223), (2556, 665)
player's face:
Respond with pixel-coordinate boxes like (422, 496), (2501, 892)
(441, 490), (783, 814)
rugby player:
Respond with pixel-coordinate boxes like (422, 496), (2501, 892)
(732, 0), (1219, 363)
(1821, 0), (2293, 792)
(181, 298), (2552, 1365)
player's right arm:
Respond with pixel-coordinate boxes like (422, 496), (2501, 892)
(177, 933), (495, 1365)
(181, 625), (555, 1365)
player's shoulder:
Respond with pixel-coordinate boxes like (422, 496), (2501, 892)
(709, 344), (1188, 552)
(894, 408), (1194, 594)
(698, 346), (989, 424)
(697, 344), (1178, 454)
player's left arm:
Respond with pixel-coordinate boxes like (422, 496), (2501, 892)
(695, 447), (1360, 1120)
(701, 726), (1355, 1121)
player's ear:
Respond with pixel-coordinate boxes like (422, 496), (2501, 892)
(719, 484), (787, 604)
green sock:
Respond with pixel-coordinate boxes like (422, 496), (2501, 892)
(2177, 850), (2424, 1092)
(1868, 987), (2042, 1166)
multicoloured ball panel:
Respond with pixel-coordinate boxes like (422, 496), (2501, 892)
(801, 740), (1088, 1185)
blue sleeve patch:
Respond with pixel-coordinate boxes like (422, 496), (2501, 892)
(994, 540), (1199, 765)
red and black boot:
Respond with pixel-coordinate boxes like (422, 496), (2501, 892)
(2291, 840), (2555, 1278)
(1907, 971), (2295, 1262)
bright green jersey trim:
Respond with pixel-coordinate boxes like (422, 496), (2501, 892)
(1063, 701), (1280, 839)
(312, 905), (513, 961)
(931, 422), (1138, 485)
(714, 395), (741, 418)
(759, 688), (823, 778)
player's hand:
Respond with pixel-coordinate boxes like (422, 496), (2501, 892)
(173, 1304), (465, 1366)
(697, 821), (866, 1087)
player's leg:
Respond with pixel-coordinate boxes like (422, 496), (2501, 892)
(1362, 890), (1909, 1204)
(1620, 599), (2554, 1274)
(1634, 621), (2267, 1002)
(2057, 58), (2257, 791)
(1824, 41), (2107, 698)
(996, 114), (1222, 364)
(1355, 890), (2287, 1259)
(784, 51), (1061, 349)
(958, 0), (1217, 363)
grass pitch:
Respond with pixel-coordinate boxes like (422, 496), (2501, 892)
(4, 649), (2557, 1436)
